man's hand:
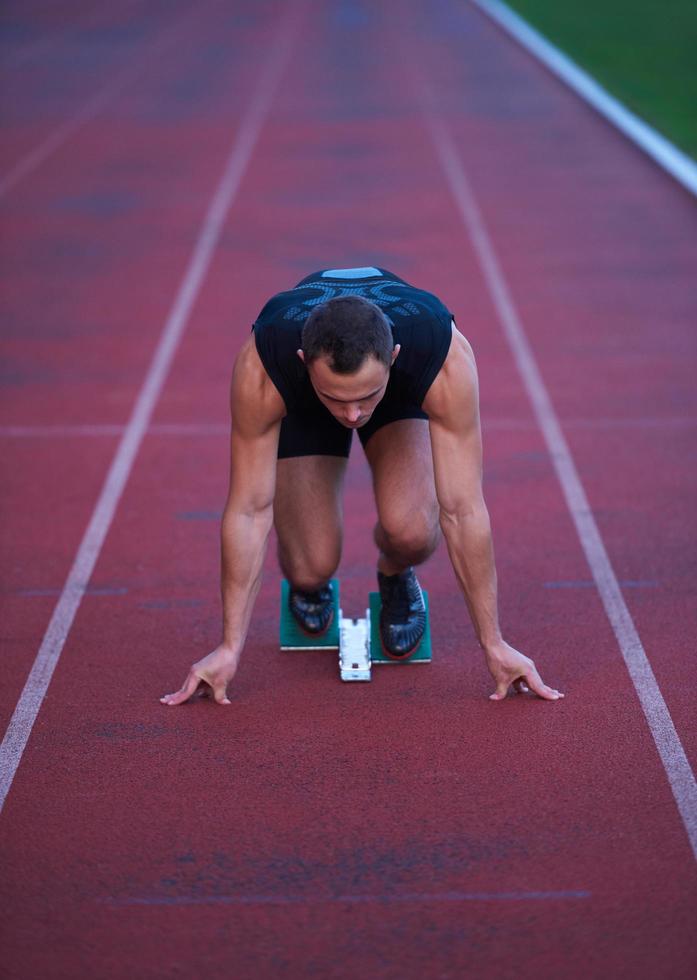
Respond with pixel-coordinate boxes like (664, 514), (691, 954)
(160, 645), (240, 707)
(485, 641), (564, 701)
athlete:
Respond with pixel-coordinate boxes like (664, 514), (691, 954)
(161, 266), (563, 706)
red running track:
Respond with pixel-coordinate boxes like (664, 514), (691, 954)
(1, 1), (696, 977)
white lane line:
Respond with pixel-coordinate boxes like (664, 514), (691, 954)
(483, 417), (697, 431)
(422, 104), (697, 860)
(105, 889), (591, 907)
(150, 422), (229, 436)
(0, 5), (197, 201)
(0, 2), (303, 815)
(470, 0), (697, 198)
(0, 423), (230, 438)
(0, 425), (126, 438)
(1, 418), (694, 439)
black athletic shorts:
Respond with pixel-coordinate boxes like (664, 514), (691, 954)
(277, 388), (428, 459)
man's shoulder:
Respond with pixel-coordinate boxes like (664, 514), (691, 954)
(232, 337), (285, 421)
(254, 288), (306, 330)
(422, 325), (478, 424)
(254, 276), (333, 331)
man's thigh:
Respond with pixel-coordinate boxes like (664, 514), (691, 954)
(363, 418), (438, 532)
(274, 455), (348, 563)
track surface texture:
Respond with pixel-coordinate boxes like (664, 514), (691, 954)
(1, 1), (696, 978)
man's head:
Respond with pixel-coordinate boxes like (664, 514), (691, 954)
(297, 295), (400, 428)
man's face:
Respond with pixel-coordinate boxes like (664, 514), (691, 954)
(299, 348), (399, 428)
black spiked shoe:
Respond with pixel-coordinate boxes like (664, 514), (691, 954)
(289, 582), (335, 635)
(377, 567), (426, 659)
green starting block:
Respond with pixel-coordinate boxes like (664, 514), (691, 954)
(368, 590), (431, 665)
(280, 579), (431, 682)
(279, 578), (340, 650)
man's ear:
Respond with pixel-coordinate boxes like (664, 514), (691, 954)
(296, 349), (305, 363)
(391, 344), (401, 365)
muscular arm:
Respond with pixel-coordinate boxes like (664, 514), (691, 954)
(423, 326), (500, 648)
(161, 336), (285, 705)
(423, 325), (563, 701)
(219, 336), (284, 651)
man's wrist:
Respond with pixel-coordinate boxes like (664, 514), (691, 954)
(219, 639), (241, 659)
(480, 633), (505, 656)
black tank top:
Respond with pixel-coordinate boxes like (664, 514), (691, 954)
(253, 266), (453, 413)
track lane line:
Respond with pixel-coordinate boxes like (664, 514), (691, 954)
(1, 417), (695, 439)
(104, 889), (592, 907)
(0, 1), (304, 815)
(419, 95), (697, 860)
(0, 423), (229, 438)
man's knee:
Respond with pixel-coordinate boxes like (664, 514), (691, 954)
(277, 540), (340, 591)
(375, 510), (440, 565)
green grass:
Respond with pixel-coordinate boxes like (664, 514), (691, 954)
(502, 0), (697, 159)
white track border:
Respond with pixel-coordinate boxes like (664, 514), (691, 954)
(0, 3), (304, 815)
(420, 96), (697, 860)
(471, 0), (697, 198)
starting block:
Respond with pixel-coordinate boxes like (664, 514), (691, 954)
(280, 578), (341, 650)
(279, 579), (431, 682)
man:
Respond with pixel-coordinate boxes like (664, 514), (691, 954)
(161, 266), (563, 706)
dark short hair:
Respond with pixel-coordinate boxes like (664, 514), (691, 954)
(301, 295), (393, 373)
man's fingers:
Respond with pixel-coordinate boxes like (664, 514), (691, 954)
(489, 677), (512, 701)
(160, 670), (204, 707)
(160, 667), (233, 707)
(524, 665), (564, 701)
(211, 681), (231, 705)
(489, 668), (564, 702)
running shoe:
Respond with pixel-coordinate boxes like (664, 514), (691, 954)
(377, 567), (426, 658)
(289, 582), (335, 635)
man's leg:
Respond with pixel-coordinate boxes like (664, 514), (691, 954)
(274, 400), (351, 634)
(274, 456), (347, 633)
(363, 418), (440, 574)
(363, 418), (439, 657)
(274, 455), (347, 634)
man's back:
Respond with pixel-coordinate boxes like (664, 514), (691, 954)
(253, 266), (453, 415)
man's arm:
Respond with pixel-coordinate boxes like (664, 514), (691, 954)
(161, 336), (285, 706)
(423, 325), (563, 702)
